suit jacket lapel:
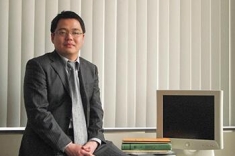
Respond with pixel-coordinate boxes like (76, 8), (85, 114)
(49, 52), (89, 123)
(49, 51), (71, 97)
(78, 59), (89, 121)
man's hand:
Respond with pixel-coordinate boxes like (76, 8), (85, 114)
(64, 142), (94, 156)
(82, 140), (99, 154)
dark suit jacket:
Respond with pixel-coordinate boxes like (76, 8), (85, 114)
(19, 51), (105, 156)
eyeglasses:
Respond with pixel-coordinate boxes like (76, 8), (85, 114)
(55, 30), (84, 37)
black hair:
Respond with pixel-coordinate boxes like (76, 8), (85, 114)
(50, 11), (86, 33)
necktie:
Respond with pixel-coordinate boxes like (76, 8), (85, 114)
(67, 61), (87, 145)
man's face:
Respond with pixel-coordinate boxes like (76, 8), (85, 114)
(51, 18), (84, 61)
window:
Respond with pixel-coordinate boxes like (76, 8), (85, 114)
(0, 0), (234, 128)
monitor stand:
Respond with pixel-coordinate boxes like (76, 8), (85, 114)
(173, 149), (215, 156)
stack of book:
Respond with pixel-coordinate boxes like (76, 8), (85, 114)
(121, 137), (176, 156)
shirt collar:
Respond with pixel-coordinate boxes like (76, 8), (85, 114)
(58, 53), (80, 64)
(57, 53), (80, 70)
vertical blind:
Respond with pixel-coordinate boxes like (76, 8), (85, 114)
(0, 0), (235, 128)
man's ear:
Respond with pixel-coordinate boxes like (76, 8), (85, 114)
(51, 33), (55, 43)
(81, 34), (85, 44)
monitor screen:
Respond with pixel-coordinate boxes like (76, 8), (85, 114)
(156, 90), (223, 152)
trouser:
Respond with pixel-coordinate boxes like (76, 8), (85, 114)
(55, 140), (128, 156)
(94, 140), (128, 156)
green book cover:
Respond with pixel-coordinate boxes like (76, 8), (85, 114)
(121, 143), (172, 150)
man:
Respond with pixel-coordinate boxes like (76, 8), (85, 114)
(19, 11), (128, 156)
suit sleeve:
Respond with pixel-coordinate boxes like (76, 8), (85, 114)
(86, 65), (105, 142)
(24, 59), (71, 151)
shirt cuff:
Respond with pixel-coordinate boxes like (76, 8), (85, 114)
(89, 138), (101, 146)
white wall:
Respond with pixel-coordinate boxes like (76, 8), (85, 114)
(0, 131), (234, 156)
(105, 131), (235, 156)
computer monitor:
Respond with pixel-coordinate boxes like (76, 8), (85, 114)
(156, 90), (223, 156)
